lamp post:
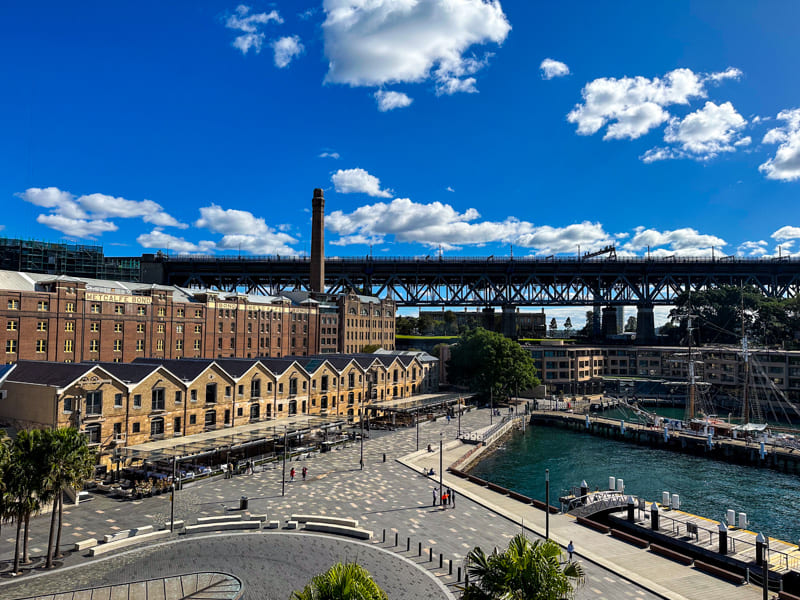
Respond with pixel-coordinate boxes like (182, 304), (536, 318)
(490, 387), (493, 425)
(457, 397), (462, 439)
(170, 455), (177, 532)
(360, 408), (364, 470)
(416, 407), (420, 451)
(545, 469), (550, 540)
(439, 432), (443, 510)
(282, 426), (287, 497)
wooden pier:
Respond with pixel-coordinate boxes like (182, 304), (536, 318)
(531, 410), (800, 473)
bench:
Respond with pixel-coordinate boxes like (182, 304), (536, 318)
(466, 474), (487, 485)
(649, 543), (693, 565)
(184, 521), (261, 534)
(74, 538), (98, 551)
(486, 482), (510, 495)
(693, 560), (746, 585)
(508, 490), (533, 504)
(291, 514), (359, 527)
(162, 520), (185, 530)
(89, 530), (171, 556)
(103, 525), (154, 543)
(267, 520), (280, 529)
(303, 521), (372, 540)
(576, 516), (611, 534)
(532, 499), (560, 514)
(249, 514), (268, 522)
(197, 515), (243, 524)
(611, 528), (650, 548)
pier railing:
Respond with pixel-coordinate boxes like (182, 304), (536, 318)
(565, 491), (628, 516)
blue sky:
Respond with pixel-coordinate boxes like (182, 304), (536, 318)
(1, 0), (799, 270)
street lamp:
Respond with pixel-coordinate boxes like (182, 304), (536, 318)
(282, 426), (287, 497)
(545, 469), (550, 540)
(439, 432), (443, 509)
(457, 397), (462, 439)
(359, 408), (364, 470)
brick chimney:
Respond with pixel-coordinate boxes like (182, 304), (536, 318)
(310, 188), (325, 294)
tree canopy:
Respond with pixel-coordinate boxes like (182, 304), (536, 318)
(447, 328), (540, 399)
(463, 534), (584, 600)
(291, 562), (388, 600)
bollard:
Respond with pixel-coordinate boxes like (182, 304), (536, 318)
(449, 559), (453, 575)
(429, 547), (433, 562)
(580, 479), (589, 504)
(627, 496), (635, 522)
(756, 532), (766, 565)
(457, 567), (461, 582)
(418, 542), (422, 557)
(439, 553), (443, 569)
(395, 532), (398, 546)
(239, 496), (248, 510)
(651, 502), (659, 530)
(407, 537), (410, 552)
(382, 529), (386, 543)
(383, 453), (386, 462)
(718, 522), (728, 555)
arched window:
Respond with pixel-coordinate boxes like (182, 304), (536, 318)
(251, 378), (261, 398)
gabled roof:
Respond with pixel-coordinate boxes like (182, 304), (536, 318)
(0, 363), (17, 387)
(257, 357), (301, 376)
(131, 358), (227, 383)
(95, 362), (165, 384)
(289, 357), (328, 374)
(321, 356), (363, 372)
(213, 358), (261, 379)
(7, 361), (98, 387)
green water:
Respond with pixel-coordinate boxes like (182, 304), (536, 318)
(469, 424), (800, 544)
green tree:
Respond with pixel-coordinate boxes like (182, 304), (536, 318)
(563, 317), (573, 336)
(44, 427), (95, 567)
(291, 562), (388, 600)
(447, 328), (539, 401)
(549, 318), (557, 337)
(624, 316), (637, 333)
(0, 430), (12, 547)
(463, 534), (584, 600)
(395, 316), (417, 335)
(361, 344), (381, 353)
(7, 429), (47, 573)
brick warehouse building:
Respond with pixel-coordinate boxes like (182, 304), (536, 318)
(0, 270), (395, 364)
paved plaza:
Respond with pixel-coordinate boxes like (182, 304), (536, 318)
(0, 408), (756, 599)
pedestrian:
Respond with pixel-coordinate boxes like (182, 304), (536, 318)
(446, 487), (452, 506)
(446, 414), (451, 424)
(451, 489), (456, 508)
(432, 487), (438, 507)
(290, 467), (295, 482)
(567, 540), (574, 561)
(302, 466), (307, 481)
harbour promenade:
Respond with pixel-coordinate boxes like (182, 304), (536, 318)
(0, 407), (766, 600)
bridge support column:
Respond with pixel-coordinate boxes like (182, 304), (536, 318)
(592, 302), (602, 340)
(482, 307), (496, 331)
(636, 304), (656, 344)
(602, 306), (618, 338)
(502, 305), (517, 338)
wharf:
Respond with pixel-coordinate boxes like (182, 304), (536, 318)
(531, 410), (800, 473)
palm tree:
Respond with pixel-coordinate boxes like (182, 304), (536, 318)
(463, 534), (584, 600)
(291, 562), (388, 600)
(0, 430), (12, 543)
(8, 429), (46, 572)
(45, 427), (95, 567)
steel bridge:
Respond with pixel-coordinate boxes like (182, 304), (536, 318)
(139, 254), (800, 307)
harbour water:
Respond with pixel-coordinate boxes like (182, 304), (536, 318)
(469, 422), (800, 544)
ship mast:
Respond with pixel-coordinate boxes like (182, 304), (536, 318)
(687, 316), (696, 420)
(741, 290), (749, 423)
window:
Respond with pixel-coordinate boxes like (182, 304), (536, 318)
(115, 305), (124, 314)
(205, 383), (217, 404)
(6, 340), (16, 354)
(137, 306), (146, 316)
(132, 422), (140, 433)
(114, 393), (123, 408)
(133, 394), (142, 409)
(174, 417), (181, 433)
(237, 384), (243, 396)
(65, 321), (75, 332)
(64, 339), (74, 353)
(90, 303), (100, 313)
(278, 383), (284, 394)
(136, 340), (144, 352)
(195, 309), (202, 317)
(175, 339), (183, 351)
(157, 323), (165, 333)
(176, 324), (184, 333)
(205, 410), (216, 426)
(86, 390), (103, 415)
(190, 389), (197, 402)
(251, 378), (261, 398)
(37, 321), (47, 331)
(158, 307), (166, 317)
(113, 422), (122, 438)
(193, 340), (201, 351)
(90, 322), (99, 332)
(89, 340), (99, 353)
(156, 339), (164, 351)
(152, 388), (165, 411)
(250, 404), (260, 420)
(85, 424), (101, 444)
(289, 378), (298, 396)
(38, 301), (49, 311)
(194, 324), (201, 334)
(114, 322), (122, 333)
(189, 414), (197, 425)
(113, 339), (122, 352)
(7, 299), (19, 310)
(6, 320), (16, 331)
(218, 322), (224, 333)
(175, 390), (182, 404)
(36, 339), (47, 353)
(65, 302), (75, 312)
(136, 323), (144, 333)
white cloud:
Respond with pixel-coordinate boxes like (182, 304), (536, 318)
(226, 5), (283, 55)
(331, 168), (393, 197)
(661, 101), (748, 159)
(515, 222), (615, 255)
(319, 151), (341, 159)
(567, 67), (740, 140)
(137, 229), (216, 254)
(706, 67), (742, 83)
(771, 225), (800, 241)
(194, 204), (298, 255)
(734, 136), (752, 147)
(640, 147), (676, 163)
(375, 90), (413, 112)
(540, 58), (569, 80)
(272, 35), (304, 68)
(623, 226), (726, 254)
(18, 186), (186, 239)
(322, 0), (510, 97)
(736, 240), (768, 256)
(759, 108), (800, 182)
(36, 214), (117, 239)
(446, 186), (455, 192)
